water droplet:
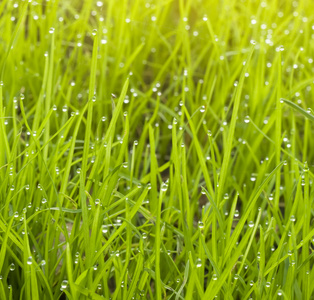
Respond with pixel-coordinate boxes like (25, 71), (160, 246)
(42, 198), (47, 204)
(9, 263), (15, 271)
(290, 215), (296, 222)
(62, 105), (68, 112)
(244, 116), (250, 123)
(304, 162), (309, 172)
(77, 168), (81, 174)
(40, 260), (46, 266)
(95, 199), (100, 206)
(27, 256), (32, 265)
(269, 193), (274, 201)
(92, 29), (97, 36)
(122, 162), (128, 169)
(49, 27), (55, 34)
(278, 290), (283, 296)
(195, 258), (202, 268)
(234, 210), (239, 218)
(250, 280), (254, 286)
(212, 274), (218, 280)
(234, 274), (239, 280)
(265, 282), (271, 287)
(198, 221), (204, 229)
(200, 105), (205, 113)
(248, 221), (254, 228)
(161, 183), (168, 192)
(101, 225), (108, 234)
(61, 280), (68, 290)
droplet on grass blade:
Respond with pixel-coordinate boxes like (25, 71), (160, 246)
(196, 258), (202, 268)
(60, 280), (68, 290)
(27, 256), (32, 265)
(9, 263), (15, 271)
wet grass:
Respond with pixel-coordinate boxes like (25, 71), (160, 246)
(0, 0), (314, 299)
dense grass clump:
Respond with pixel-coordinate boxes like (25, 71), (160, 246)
(0, 0), (314, 299)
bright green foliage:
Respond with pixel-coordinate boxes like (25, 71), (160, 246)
(0, 0), (314, 299)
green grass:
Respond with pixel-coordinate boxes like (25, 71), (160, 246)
(0, 0), (314, 299)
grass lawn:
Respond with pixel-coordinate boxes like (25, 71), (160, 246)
(0, 0), (314, 299)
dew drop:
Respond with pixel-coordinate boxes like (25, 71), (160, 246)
(101, 225), (108, 234)
(161, 183), (168, 192)
(248, 221), (254, 228)
(200, 105), (205, 113)
(9, 263), (15, 271)
(49, 27), (55, 34)
(27, 256), (32, 265)
(250, 175), (256, 182)
(195, 258), (202, 268)
(198, 221), (204, 229)
(60, 280), (68, 290)
(303, 162), (309, 172)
